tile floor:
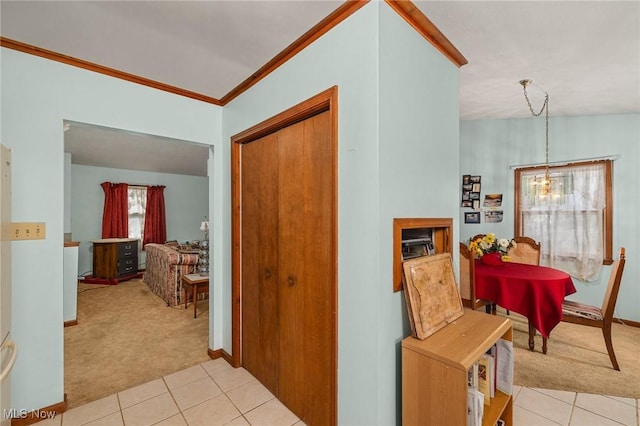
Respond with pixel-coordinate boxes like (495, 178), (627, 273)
(37, 358), (638, 426)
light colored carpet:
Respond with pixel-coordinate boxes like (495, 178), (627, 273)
(506, 309), (640, 398)
(64, 278), (211, 408)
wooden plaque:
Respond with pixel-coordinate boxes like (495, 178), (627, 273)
(402, 253), (464, 340)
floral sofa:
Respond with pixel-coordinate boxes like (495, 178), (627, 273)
(143, 243), (200, 306)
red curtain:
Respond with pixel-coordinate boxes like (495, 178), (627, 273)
(100, 182), (128, 238)
(143, 185), (167, 246)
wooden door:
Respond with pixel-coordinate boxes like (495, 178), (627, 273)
(277, 110), (334, 425)
(241, 132), (279, 395)
(234, 87), (337, 426)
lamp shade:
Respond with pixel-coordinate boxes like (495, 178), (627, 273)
(200, 221), (209, 232)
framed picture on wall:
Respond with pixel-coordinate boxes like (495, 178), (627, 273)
(464, 211), (481, 224)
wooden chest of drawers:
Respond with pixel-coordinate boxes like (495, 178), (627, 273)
(92, 238), (138, 279)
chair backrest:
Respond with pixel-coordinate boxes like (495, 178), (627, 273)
(507, 236), (541, 265)
(459, 242), (475, 305)
(601, 247), (626, 319)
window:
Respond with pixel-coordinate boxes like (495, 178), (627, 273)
(514, 160), (613, 281)
(128, 186), (147, 241)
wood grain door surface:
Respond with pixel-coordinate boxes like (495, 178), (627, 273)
(240, 110), (335, 425)
(241, 132), (279, 395)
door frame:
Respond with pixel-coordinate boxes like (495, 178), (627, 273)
(230, 86), (338, 419)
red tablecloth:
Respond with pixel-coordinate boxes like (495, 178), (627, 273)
(475, 260), (576, 337)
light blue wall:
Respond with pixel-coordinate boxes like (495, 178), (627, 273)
(4, 3), (460, 422)
(378, 7), (460, 425)
(1, 47), (222, 411)
(224, 3), (460, 424)
(70, 164), (208, 275)
(459, 114), (640, 322)
(63, 153), (71, 234)
(223, 4), (380, 423)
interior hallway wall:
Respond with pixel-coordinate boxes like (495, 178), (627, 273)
(1, 47), (221, 412)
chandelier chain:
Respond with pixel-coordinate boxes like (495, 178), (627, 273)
(522, 86), (548, 117)
(522, 82), (551, 182)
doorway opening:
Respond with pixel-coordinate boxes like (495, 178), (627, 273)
(63, 120), (211, 408)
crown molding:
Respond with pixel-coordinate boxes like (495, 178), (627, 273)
(220, 0), (368, 104)
(385, 0), (468, 67)
(1, 1), (465, 106)
(0, 1), (368, 106)
(0, 37), (223, 106)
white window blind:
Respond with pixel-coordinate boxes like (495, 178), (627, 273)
(518, 162), (607, 281)
(128, 186), (147, 242)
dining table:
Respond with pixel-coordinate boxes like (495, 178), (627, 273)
(474, 259), (577, 353)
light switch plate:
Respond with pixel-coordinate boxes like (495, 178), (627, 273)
(11, 222), (46, 240)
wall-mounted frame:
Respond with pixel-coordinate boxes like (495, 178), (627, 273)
(461, 174), (481, 209)
(464, 211), (481, 224)
(393, 217), (453, 292)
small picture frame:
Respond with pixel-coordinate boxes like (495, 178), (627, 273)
(464, 211), (481, 224)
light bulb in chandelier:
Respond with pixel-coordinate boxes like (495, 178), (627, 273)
(540, 172), (551, 196)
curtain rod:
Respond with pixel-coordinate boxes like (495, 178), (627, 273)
(509, 154), (619, 170)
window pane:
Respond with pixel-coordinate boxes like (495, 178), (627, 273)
(128, 187), (147, 241)
(516, 160), (611, 280)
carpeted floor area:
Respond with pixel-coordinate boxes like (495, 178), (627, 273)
(507, 309), (640, 399)
(64, 278), (211, 409)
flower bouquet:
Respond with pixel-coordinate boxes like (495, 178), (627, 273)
(469, 233), (516, 266)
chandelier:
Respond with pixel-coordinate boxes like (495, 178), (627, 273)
(520, 79), (551, 195)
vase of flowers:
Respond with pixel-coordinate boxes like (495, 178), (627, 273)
(469, 233), (516, 266)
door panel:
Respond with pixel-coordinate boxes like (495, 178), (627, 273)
(241, 133), (279, 395)
(276, 120), (306, 416)
(278, 110), (334, 425)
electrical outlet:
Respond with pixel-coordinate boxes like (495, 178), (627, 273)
(11, 222), (46, 240)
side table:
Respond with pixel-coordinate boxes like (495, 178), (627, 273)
(182, 273), (209, 318)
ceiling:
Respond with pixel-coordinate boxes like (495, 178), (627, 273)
(2, 1), (638, 177)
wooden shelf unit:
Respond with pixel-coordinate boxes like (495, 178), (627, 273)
(402, 309), (513, 426)
(393, 218), (452, 292)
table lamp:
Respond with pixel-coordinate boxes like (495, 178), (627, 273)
(198, 218), (209, 276)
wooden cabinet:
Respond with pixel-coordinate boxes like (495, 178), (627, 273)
(402, 309), (513, 426)
(92, 238), (138, 279)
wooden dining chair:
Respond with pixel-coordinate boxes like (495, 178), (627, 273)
(459, 242), (491, 312)
(506, 236), (541, 322)
(559, 247), (626, 370)
(507, 236), (541, 265)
